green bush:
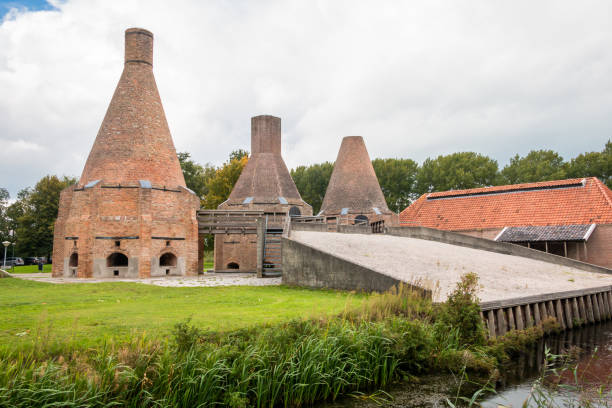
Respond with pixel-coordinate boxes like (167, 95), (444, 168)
(437, 272), (486, 348)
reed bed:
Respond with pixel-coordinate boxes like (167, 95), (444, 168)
(0, 279), (519, 407)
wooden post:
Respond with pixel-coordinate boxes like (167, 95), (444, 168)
(586, 295), (596, 323)
(597, 293), (608, 319)
(563, 241), (567, 257)
(508, 307), (516, 331)
(497, 309), (507, 336)
(547, 301), (556, 321)
(545, 241), (548, 253)
(572, 298), (581, 326)
(584, 242), (588, 261)
(515, 306), (524, 330)
(525, 304), (534, 328)
(564, 299), (573, 329)
(527, 242), (531, 249)
(487, 310), (497, 338)
(539, 302), (548, 321)
(533, 302), (541, 326)
(555, 299), (566, 329)
(592, 294), (602, 322)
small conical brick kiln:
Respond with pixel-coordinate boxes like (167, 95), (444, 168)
(319, 136), (397, 225)
(214, 115), (312, 271)
(52, 28), (200, 278)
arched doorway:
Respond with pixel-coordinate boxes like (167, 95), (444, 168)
(354, 215), (369, 225)
(68, 252), (78, 277)
(107, 252), (128, 267)
(160, 252), (177, 267)
(227, 262), (239, 269)
(289, 206), (301, 217)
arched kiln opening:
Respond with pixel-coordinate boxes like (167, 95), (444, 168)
(107, 252), (128, 267)
(289, 206), (301, 217)
(160, 252), (177, 267)
(227, 262), (239, 270)
(69, 253), (78, 267)
(354, 215), (369, 225)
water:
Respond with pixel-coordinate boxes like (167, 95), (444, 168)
(482, 321), (612, 407)
(322, 321), (612, 407)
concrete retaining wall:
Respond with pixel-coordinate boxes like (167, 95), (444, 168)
(337, 225), (371, 234)
(282, 237), (429, 296)
(291, 223), (328, 233)
(480, 285), (612, 337)
(387, 226), (611, 275)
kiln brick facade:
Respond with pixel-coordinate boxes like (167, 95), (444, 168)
(52, 28), (200, 278)
(319, 136), (397, 226)
(214, 115), (312, 272)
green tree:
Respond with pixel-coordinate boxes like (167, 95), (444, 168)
(416, 152), (499, 194)
(291, 162), (334, 214)
(229, 149), (249, 162)
(0, 188), (10, 242)
(372, 158), (419, 212)
(12, 175), (77, 258)
(500, 150), (567, 185)
(567, 140), (612, 188)
(201, 153), (249, 209)
(177, 152), (216, 199)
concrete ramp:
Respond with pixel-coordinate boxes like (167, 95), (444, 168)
(283, 231), (612, 302)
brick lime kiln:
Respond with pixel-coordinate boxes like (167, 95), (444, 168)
(52, 28), (200, 278)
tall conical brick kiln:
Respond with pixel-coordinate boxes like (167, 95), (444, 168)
(214, 115), (312, 271)
(52, 28), (200, 278)
(319, 136), (397, 225)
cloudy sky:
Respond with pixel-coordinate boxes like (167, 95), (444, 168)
(1, 0), (611, 197)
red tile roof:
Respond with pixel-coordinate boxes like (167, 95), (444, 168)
(400, 178), (612, 231)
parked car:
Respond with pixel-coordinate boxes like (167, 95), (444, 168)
(3, 257), (24, 267)
(38, 257), (48, 264)
(23, 257), (39, 265)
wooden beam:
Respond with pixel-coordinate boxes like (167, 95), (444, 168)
(564, 241), (567, 258)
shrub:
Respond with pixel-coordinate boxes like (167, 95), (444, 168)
(438, 272), (486, 348)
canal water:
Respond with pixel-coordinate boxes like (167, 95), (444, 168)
(322, 321), (612, 407)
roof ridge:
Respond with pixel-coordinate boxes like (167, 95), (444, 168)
(592, 177), (612, 209)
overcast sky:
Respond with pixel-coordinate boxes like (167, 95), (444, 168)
(1, 0), (611, 197)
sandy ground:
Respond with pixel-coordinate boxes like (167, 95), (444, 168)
(290, 231), (612, 302)
(9, 272), (281, 287)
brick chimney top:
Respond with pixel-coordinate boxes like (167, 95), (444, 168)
(125, 28), (153, 67)
(251, 115), (281, 155)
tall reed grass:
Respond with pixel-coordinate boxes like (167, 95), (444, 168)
(0, 279), (512, 407)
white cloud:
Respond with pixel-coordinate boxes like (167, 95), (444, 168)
(1, 0), (611, 197)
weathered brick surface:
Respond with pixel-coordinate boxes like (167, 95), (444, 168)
(214, 115), (312, 272)
(52, 28), (199, 278)
(319, 136), (394, 224)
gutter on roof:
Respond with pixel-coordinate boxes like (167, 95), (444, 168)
(584, 224), (597, 241)
(493, 226), (508, 242)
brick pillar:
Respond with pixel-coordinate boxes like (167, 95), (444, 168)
(138, 188), (152, 278)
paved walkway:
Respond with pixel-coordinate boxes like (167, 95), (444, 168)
(290, 231), (612, 302)
(10, 272), (281, 287)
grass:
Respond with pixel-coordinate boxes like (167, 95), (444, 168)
(0, 278), (362, 352)
(8, 264), (52, 274)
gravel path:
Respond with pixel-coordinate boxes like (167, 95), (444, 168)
(290, 231), (612, 302)
(11, 273), (281, 287)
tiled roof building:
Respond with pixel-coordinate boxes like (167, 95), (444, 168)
(400, 177), (612, 269)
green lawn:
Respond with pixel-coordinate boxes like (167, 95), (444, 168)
(0, 278), (360, 351)
(9, 264), (52, 274)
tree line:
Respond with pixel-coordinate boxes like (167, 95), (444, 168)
(0, 140), (609, 257)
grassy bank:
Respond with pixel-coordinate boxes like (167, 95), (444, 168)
(0, 278), (361, 352)
(0, 275), (554, 407)
(6, 264), (52, 274)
